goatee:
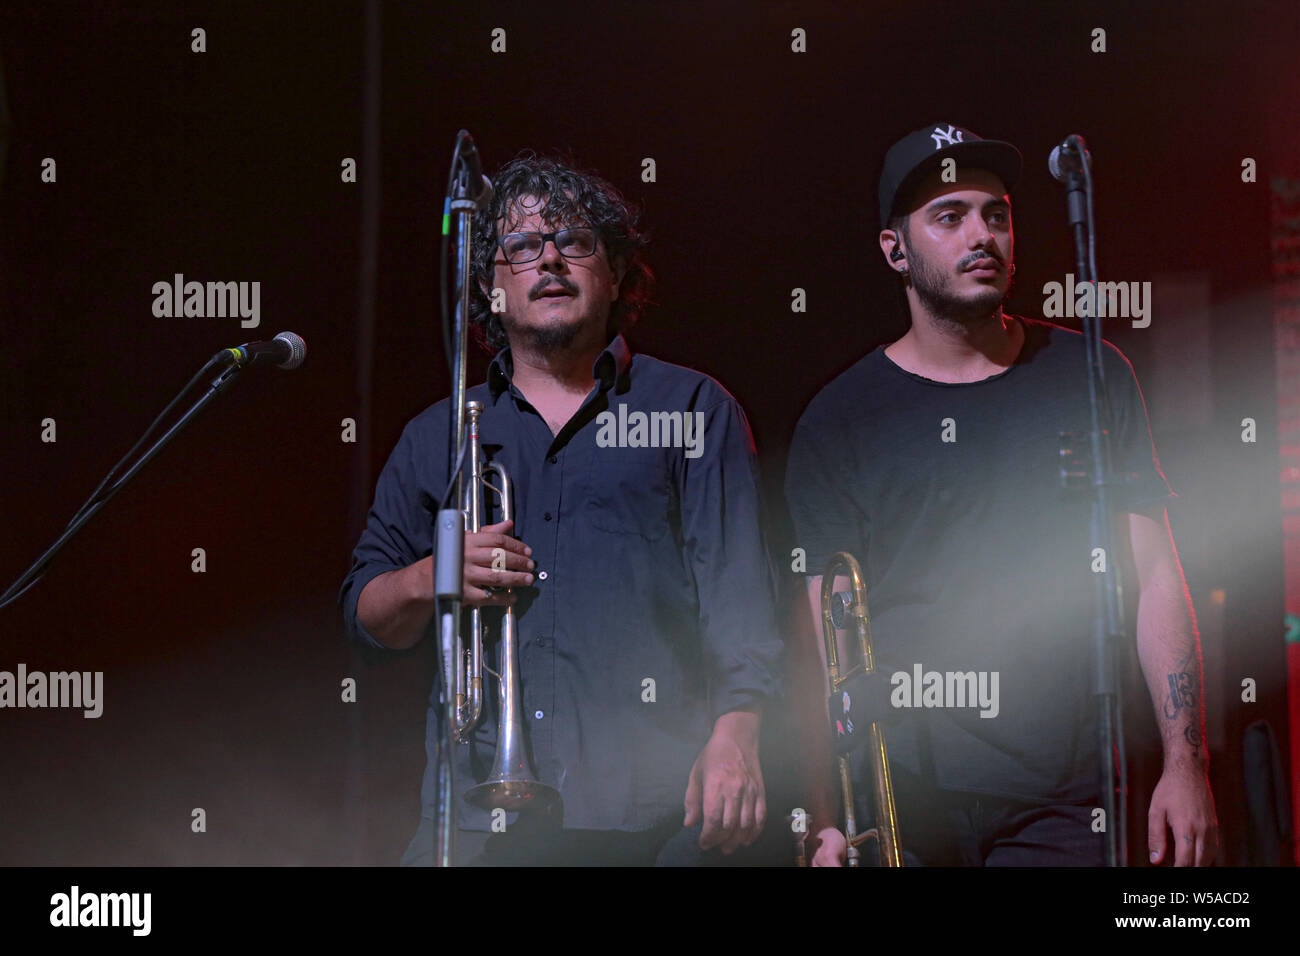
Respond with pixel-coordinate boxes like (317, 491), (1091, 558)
(501, 314), (583, 353)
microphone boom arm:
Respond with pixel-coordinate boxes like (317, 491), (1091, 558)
(0, 359), (249, 611)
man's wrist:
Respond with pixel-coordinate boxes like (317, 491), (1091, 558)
(1163, 751), (1210, 776)
(712, 706), (760, 744)
(1164, 754), (1211, 780)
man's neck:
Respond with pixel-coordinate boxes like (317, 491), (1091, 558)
(507, 339), (604, 399)
(887, 307), (1023, 383)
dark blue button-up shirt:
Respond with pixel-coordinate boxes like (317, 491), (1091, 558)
(339, 334), (783, 831)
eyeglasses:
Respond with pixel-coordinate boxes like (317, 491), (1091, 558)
(497, 227), (598, 264)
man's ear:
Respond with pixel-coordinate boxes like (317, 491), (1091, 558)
(880, 229), (907, 271)
(609, 255), (628, 302)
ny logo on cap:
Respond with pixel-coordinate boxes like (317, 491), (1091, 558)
(931, 124), (964, 149)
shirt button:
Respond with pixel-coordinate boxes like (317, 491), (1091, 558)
(537, 570), (548, 581)
(535, 637), (547, 648)
(534, 710), (544, 720)
(548, 455), (557, 464)
(543, 512), (553, 521)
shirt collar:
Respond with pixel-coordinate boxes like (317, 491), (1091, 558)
(488, 333), (633, 400)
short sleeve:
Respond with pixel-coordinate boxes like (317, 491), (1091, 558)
(784, 401), (869, 576)
(1104, 342), (1177, 516)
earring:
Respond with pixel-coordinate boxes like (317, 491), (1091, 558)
(899, 267), (910, 278)
(1008, 264), (1016, 277)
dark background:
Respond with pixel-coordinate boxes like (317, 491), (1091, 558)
(0, 0), (1292, 865)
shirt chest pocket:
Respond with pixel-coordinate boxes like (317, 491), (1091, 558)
(582, 444), (676, 540)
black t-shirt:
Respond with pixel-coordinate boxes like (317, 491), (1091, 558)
(785, 316), (1176, 804)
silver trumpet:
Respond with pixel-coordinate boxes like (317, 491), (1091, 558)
(456, 400), (558, 811)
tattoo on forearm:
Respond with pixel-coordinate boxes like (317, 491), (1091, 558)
(1162, 671), (1197, 720)
(1183, 724), (1203, 759)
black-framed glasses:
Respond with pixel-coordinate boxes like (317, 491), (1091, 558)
(497, 227), (598, 264)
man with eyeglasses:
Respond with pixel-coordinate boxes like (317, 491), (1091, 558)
(339, 152), (783, 865)
(786, 124), (1218, 866)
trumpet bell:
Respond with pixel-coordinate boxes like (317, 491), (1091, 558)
(466, 778), (559, 812)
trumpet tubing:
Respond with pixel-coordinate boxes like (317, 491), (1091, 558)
(457, 401), (557, 812)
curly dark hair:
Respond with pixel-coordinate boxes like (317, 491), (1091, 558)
(469, 151), (654, 352)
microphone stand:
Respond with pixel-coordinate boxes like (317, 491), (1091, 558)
(0, 359), (246, 611)
(1057, 135), (1128, 866)
(432, 131), (492, 867)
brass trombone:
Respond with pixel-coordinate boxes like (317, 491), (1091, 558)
(817, 552), (903, 867)
(455, 400), (557, 811)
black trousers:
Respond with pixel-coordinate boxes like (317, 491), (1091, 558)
(399, 811), (751, 867)
(857, 771), (1107, 866)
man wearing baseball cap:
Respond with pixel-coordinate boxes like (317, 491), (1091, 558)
(785, 123), (1218, 866)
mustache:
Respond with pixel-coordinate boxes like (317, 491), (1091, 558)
(960, 250), (1004, 270)
(530, 277), (579, 298)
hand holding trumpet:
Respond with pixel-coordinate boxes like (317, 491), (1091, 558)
(459, 519), (535, 607)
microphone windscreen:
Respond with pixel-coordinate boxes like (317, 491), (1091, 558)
(1048, 144), (1066, 182)
(273, 331), (307, 370)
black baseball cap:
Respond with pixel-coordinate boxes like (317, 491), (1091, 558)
(878, 123), (1022, 230)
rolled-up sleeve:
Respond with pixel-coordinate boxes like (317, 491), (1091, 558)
(338, 419), (435, 651)
(680, 395), (785, 722)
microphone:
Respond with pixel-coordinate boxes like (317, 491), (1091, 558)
(216, 331), (306, 370)
(1048, 135), (1092, 182)
(1049, 135), (1095, 279)
(456, 131), (493, 204)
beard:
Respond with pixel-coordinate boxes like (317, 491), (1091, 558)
(500, 307), (586, 353)
(909, 247), (1013, 330)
